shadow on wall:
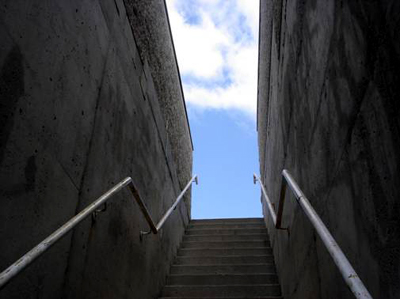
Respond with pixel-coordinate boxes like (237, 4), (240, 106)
(257, 0), (400, 299)
(0, 0), (192, 298)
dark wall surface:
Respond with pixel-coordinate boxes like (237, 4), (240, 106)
(124, 0), (193, 198)
(257, 1), (400, 298)
(0, 0), (192, 298)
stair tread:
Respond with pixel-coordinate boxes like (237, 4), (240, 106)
(180, 247), (271, 250)
(160, 298), (282, 299)
(176, 255), (274, 265)
(170, 273), (276, 276)
(189, 224), (265, 228)
(187, 228), (267, 230)
(179, 247), (271, 252)
(187, 231), (267, 235)
(179, 247), (272, 257)
(171, 264), (276, 275)
(189, 225), (265, 228)
(184, 233), (268, 237)
(165, 283), (279, 289)
(177, 255), (273, 258)
(183, 237), (269, 242)
(182, 241), (269, 249)
(167, 274), (278, 285)
(182, 240), (268, 243)
(162, 284), (281, 297)
(172, 264), (274, 270)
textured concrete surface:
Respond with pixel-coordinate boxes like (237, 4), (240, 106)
(0, 0), (192, 298)
(124, 0), (193, 216)
(257, 1), (400, 299)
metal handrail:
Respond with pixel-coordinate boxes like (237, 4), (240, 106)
(253, 170), (373, 299)
(0, 175), (198, 289)
(141, 175), (198, 235)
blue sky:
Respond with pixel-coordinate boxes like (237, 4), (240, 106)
(188, 109), (262, 218)
(166, 0), (261, 218)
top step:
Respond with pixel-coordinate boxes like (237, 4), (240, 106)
(191, 218), (264, 225)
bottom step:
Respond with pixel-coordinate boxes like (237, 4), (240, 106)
(162, 285), (281, 297)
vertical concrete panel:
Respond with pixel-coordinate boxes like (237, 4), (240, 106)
(0, 0), (192, 298)
(258, 0), (400, 298)
(123, 0), (193, 215)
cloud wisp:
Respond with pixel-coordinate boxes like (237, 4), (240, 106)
(166, 0), (259, 120)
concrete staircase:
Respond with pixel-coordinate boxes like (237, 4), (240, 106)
(159, 218), (282, 299)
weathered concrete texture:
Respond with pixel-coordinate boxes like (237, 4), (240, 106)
(123, 0), (193, 215)
(257, 2), (273, 176)
(0, 0), (192, 298)
(257, 1), (400, 299)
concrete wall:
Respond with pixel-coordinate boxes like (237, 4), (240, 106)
(0, 0), (192, 298)
(257, 1), (400, 299)
(123, 0), (193, 216)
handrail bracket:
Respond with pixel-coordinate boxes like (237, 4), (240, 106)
(92, 202), (108, 221)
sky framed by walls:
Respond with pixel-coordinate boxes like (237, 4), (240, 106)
(166, 0), (262, 219)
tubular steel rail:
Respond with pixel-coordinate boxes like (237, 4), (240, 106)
(0, 175), (198, 289)
(253, 170), (373, 299)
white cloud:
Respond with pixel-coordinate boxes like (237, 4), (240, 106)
(166, 0), (259, 119)
(168, 7), (229, 78)
(237, 0), (259, 38)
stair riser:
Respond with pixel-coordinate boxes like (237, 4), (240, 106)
(179, 248), (271, 256)
(171, 264), (276, 275)
(168, 274), (278, 285)
(189, 223), (265, 229)
(176, 255), (274, 265)
(184, 234), (269, 242)
(186, 228), (267, 235)
(182, 241), (269, 249)
(191, 218), (264, 224)
(162, 285), (281, 297)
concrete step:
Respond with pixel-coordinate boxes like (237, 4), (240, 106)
(186, 228), (267, 235)
(161, 284), (281, 297)
(188, 223), (265, 230)
(159, 218), (282, 299)
(191, 218), (264, 224)
(159, 297), (282, 299)
(176, 255), (274, 265)
(183, 234), (269, 242)
(182, 240), (269, 249)
(179, 248), (272, 257)
(167, 274), (278, 285)
(171, 264), (275, 275)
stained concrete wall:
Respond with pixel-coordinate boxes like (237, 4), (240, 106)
(123, 0), (193, 216)
(124, 0), (193, 184)
(0, 0), (192, 298)
(257, 1), (400, 298)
